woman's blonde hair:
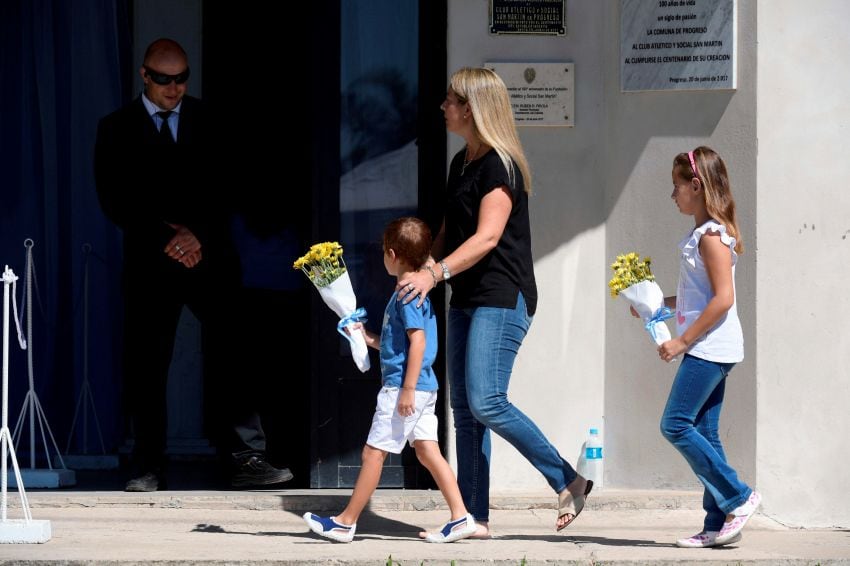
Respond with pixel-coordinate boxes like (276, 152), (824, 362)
(674, 146), (743, 254)
(450, 67), (532, 194)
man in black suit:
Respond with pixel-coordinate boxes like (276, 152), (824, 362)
(94, 38), (293, 492)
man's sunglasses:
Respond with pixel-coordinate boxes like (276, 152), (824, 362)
(144, 65), (190, 86)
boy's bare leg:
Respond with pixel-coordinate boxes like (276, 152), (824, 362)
(414, 440), (489, 538)
(414, 440), (467, 519)
(336, 444), (388, 526)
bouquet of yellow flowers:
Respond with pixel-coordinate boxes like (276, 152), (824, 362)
(609, 252), (673, 348)
(294, 242), (370, 372)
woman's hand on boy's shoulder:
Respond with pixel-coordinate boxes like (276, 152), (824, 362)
(396, 271), (435, 308)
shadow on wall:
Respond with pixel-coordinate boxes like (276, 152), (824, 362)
(513, 2), (751, 493)
(530, 91), (736, 261)
(602, 3), (753, 491)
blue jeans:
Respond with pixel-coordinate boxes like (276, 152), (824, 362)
(448, 292), (576, 523)
(660, 354), (752, 531)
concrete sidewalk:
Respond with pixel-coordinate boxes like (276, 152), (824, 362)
(2, 489), (849, 564)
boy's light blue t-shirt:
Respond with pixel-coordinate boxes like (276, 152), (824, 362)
(379, 291), (438, 391)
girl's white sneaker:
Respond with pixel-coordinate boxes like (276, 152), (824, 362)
(676, 530), (741, 548)
(715, 490), (761, 545)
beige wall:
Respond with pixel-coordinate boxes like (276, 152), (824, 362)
(446, 0), (759, 496)
(756, 0), (850, 528)
(449, 0), (850, 527)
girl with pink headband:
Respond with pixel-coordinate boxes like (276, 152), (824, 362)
(635, 146), (760, 548)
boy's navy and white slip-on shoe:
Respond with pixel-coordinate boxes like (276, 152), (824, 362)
(302, 512), (356, 543)
(424, 513), (477, 543)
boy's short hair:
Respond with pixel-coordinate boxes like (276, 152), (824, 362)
(383, 217), (432, 267)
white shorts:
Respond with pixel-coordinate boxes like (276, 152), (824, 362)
(365, 386), (439, 454)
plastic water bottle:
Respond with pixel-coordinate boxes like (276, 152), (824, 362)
(583, 428), (604, 489)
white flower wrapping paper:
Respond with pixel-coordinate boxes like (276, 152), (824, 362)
(317, 271), (371, 372)
(619, 279), (673, 347)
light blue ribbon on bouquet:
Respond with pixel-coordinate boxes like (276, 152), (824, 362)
(337, 307), (368, 343)
(645, 306), (675, 342)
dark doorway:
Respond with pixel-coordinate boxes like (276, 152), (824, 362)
(202, 5), (314, 487)
(203, 0), (447, 488)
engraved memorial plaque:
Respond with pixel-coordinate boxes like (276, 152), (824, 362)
(486, 62), (574, 127)
(621, 0), (736, 92)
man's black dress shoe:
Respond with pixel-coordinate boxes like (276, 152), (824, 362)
(231, 456), (294, 488)
(125, 472), (165, 492)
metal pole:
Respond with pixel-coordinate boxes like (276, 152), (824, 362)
(24, 242), (34, 469)
(2, 266), (15, 521)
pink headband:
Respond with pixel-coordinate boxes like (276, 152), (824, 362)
(687, 150), (700, 181)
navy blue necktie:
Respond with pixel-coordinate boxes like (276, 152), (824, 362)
(156, 111), (174, 143)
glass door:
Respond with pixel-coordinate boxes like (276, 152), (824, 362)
(310, 0), (448, 488)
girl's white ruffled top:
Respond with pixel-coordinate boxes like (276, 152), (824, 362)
(676, 220), (744, 363)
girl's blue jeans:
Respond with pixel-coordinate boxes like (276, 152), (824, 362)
(448, 292), (576, 523)
(660, 354), (753, 531)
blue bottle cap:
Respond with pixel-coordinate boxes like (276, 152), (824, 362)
(589, 428), (598, 434)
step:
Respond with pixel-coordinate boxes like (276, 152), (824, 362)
(16, 488), (706, 512)
(3, 490), (849, 565)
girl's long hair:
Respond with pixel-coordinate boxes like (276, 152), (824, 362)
(450, 67), (532, 194)
(675, 146), (743, 253)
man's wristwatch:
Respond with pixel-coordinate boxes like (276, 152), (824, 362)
(439, 260), (451, 281)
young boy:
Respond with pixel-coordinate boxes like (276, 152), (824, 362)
(303, 217), (476, 543)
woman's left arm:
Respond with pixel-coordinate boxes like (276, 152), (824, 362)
(440, 185), (512, 276)
(398, 186), (512, 305)
(658, 232), (735, 360)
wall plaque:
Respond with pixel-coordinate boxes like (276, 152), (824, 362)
(490, 0), (566, 36)
(621, 0), (736, 91)
(486, 62), (574, 127)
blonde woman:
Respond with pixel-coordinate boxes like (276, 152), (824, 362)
(398, 67), (591, 536)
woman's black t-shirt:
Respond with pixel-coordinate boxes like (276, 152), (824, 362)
(444, 148), (538, 316)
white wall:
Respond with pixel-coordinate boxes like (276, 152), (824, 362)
(756, 0), (850, 528)
(447, 0), (758, 493)
(446, 0), (850, 528)
(447, 0), (607, 491)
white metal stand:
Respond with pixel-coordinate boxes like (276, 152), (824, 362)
(60, 244), (117, 470)
(1, 266), (51, 543)
(8, 240), (74, 488)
